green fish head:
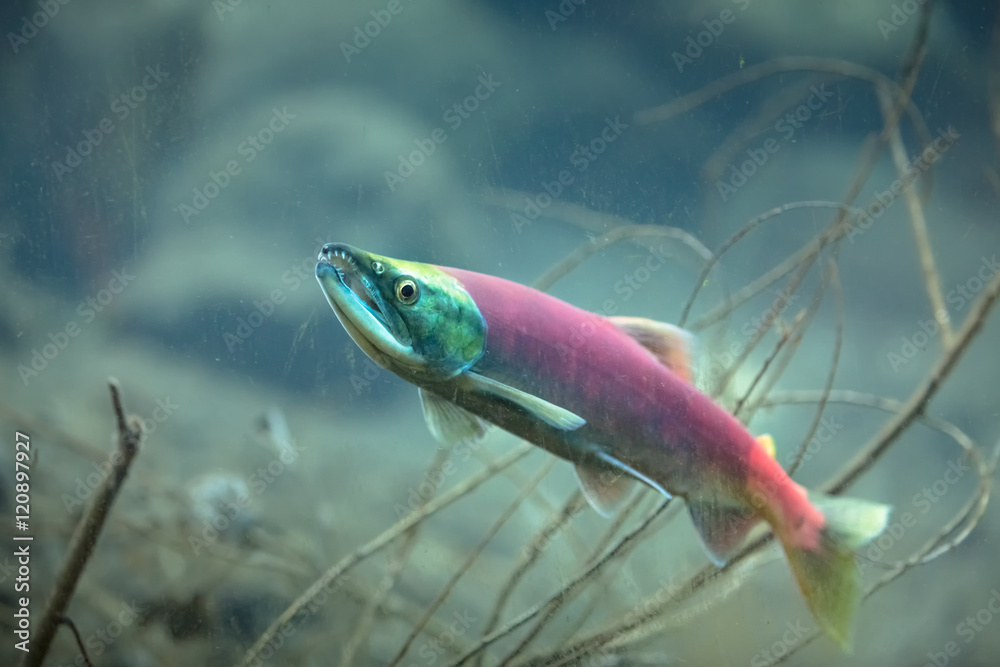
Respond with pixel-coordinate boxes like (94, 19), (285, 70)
(315, 243), (486, 381)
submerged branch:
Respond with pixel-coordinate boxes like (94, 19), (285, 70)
(22, 380), (143, 667)
(389, 460), (555, 666)
(240, 443), (534, 667)
(825, 266), (1000, 495)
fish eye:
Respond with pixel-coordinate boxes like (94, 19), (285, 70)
(372, 261), (384, 275)
(395, 277), (419, 305)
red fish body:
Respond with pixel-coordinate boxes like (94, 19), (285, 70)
(442, 267), (823, 553)
(315, 243), (890, 649)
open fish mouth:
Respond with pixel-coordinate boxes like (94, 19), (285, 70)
(316, 243), (414, 364)
(324, 246), (390, 329)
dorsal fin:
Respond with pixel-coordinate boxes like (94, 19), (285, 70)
(608, 316), (695, 383)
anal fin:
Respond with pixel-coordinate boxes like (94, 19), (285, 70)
(575, 463), (639, 517)
(687, 500), (761, 566)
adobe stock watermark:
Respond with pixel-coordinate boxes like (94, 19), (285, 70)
(780, 416), (843, 469)
(410, 610), (477, 665)
(348, 357), (387, 393)
(716, 83), (834, 202)
(877, 0), (928, 40)
(221, 237), (327, 353)
(549, 243), (676, 361)
(237, 575), (353, 667)
(855, 455), (968, 573)
(51, 65), (168, 181)
(188, 441), (305, 555)
(510, 115), (628, 234)
(921, 589), (1000, 667)
(175, 106), (296, 223)
(846, 126), (960, 243)
(17, 266), (136, 386)
(7, 0), (74, 54)
(393, 441), (484, 520)
(339, 0), (414, 62)
(750, 618), (812, 666)
(383, 73), (501, 192)
(699, 287), (798, 383)
(545, 0), (585, 31)
(886, 254), (998, 372)
(672, 0), (752, 73)
(61, 396), (179, 513)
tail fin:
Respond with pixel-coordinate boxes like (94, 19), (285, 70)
(777, 493), (890, 650)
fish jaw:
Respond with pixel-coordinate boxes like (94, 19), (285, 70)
(315, 243), (419, 373)
(315, 243), (487, 382)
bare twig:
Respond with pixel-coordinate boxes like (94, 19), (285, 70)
(339, 447), (450, 667)
(239, 443), (534, 667)
(447, 499), (675, 666)
(771, 438), (998, 666)
(686, 36), (932, 335)
(678, 201), (859, 328)
(787, 260), (843, 476)
(877, 84), (953, 347)
(825, 266), (1000, 495)
(56, 617), (93, 667)
(21, 379), (143, 667)
(634, 56), (933, 157)
(389, 460), (555, 666)
(539, 263), (1000, 663)
(531, 224), (715, 294)
(506, 489), (662, 663)
(478, 491), (587, 664)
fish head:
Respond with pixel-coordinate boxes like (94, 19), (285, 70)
(315, 242), (486, 382)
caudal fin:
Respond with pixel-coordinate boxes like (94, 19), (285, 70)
(777, 493), (890, 650)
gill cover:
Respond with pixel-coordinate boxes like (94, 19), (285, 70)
(316, 243), (487, 379)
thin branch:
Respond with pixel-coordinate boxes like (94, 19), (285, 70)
(678, 201), (859, 328)
(877, 84), (953, 347)
(687, 38), (932, 334)
(389, 460), (555, 666)
(522, 261), (999, 663)
(339, 447), (451, 667)
(447, 499), (675, 666)
(56, 617), (93, 667)
(478, 491), (587, 665)
(787, 260), (843, 476)
(504, 489), (662, 664)
(21, 379), (143, 667)
(239, 443), (534, 667)
(771, 439), (998, 666)
(531, 224), (715, 294)
(634, 56), (932, 154)
(825, 266), (1000, 495)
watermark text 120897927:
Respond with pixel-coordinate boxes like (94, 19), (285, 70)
(13, 431), (32, 653)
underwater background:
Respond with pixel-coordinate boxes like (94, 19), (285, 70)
(2, 0), (999, 665)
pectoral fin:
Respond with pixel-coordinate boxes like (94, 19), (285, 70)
(461, 371), (586, 431)
(575, 462), (640, 517)
(609, 316), (695, 384)
(419, 388), (489, 446)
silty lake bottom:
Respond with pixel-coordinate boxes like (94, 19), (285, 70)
(1, 1), (999, 666)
